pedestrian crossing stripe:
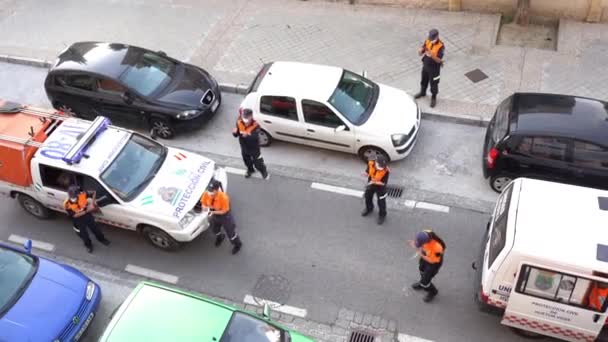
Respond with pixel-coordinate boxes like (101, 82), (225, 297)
(141, 195), (154, 206)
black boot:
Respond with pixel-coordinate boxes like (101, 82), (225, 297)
(361, 208), (372, 216)
(214, 234), (225, 247)
(377, 215), (386, 225)
(430, 95), (437, 108)
(100, 238), (111, 246)
(423, 288), (438, 303)
(414, 92), (426, 99)
(231, 237), (242, 255)
(245, 169), (254, 178)
(411, 282), (423, 290)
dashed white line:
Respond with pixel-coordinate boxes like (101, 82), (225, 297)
(397, 333), (434, 342)
(404, 200), (417, 209)
(8, 234), (55, 252)
(310, 182), (364, 198)
(415, 201), (450, 213)
(225, 166), (247, 176)
(243, 294), (308, 318)
(125, 264), (179, 284)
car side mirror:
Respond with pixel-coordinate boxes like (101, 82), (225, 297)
(362, 70), (367, 78)
(23, 239), (32, 254)
(262, 303), (271, 319)
(121, 92), (133, 104)
(334, 125), (346, 133)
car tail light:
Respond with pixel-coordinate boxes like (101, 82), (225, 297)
(487, 147), (500, 169)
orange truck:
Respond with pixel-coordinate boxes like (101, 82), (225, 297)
(0, 100), (227, 250)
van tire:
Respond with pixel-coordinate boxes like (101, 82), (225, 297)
(510, 327), (546, 339)
(17, 194), (51, 219)
(489, 173), (513, 193)
(141, 225), (180, 251)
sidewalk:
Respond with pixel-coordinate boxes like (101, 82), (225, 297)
(0, 0), (606, 125)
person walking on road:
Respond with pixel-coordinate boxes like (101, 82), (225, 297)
(409, 229), (446, 302)
(414, 28), (445, 108)
(233, 108), (269, 179)
(64, 185), (110, 253)
(200, 180), (242, 255)
(361, 155), (390, 225)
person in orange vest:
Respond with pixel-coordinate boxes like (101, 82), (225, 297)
(200, 180), (242, 255)
(414, 28), (445, 108)
(409, 230), (446, 302)
(361, 155), (390, 225)
(64, 185), (110, 253)
(233, 108), (269, 179)
(588, 280), (608, 311)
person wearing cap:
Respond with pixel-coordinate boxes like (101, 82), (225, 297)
(199, 180), (242, 255)
(233, 108), (269, 180)
(408, 230), (446, 302)
(414, 28), (445, 108)
(63, 185), (110, 253)
(361, 155), (390, 225)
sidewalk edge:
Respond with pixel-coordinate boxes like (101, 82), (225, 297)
(0, 54), (52, 69)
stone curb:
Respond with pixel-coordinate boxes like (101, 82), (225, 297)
(1, 54), (488, 127)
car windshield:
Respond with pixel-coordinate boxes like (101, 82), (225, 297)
(221, 312), (286, 342)
(100, 133), (167, 201)
(0, 246), (37, 315)
(328, 70), (377, 125)
(119, 50), (177, 96)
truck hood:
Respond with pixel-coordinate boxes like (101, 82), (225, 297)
(133, 148), (216, 220)
(358, 83), (417, 136)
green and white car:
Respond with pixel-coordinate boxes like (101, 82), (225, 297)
(99, 281), (315, 342)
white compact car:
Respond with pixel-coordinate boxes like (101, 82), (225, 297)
(240, 61), (421, 161)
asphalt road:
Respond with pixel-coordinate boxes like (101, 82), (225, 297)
(0, 170), (529, 342)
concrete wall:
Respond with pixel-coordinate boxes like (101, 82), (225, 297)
(327, 0), (608, 22)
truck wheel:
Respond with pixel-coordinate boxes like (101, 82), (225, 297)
(141, 225), (180, 251)
(510, 327), (545, 339)
(17, 194), (51, 219)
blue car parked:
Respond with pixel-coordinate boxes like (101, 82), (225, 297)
(0, 240), (101, 342)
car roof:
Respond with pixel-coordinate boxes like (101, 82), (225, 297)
(510, 93), (608, 146)
(256, 61), (343, 101)
(50, 42), (145, 80)
(100, 282), (234, 342)
(34, 117), (132, 177)
(510, 178), (608, 273)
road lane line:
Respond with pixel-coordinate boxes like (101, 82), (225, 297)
(8, 234), (55, 252)
(398, 333), (434, 342)
(225, 167), (247, 176)
(244, 294), (308, 318)
(415, 201), (450, 213)
(404, 200), (417, 208)
(125, 264), (179, 284)
(311, 182), (363, 198)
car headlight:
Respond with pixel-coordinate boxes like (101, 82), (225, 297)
(177, 110), (199, 119)
(86, 281), (95, 301)
(179, 211), (196, 228)
(391, 134), (409, 147)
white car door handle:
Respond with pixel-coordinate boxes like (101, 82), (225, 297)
(263, 120), (272, 124)
(306, 128), (315, 133)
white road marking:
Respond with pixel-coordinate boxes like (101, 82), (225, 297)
(225, 167), (247, 176)
(398, 333), (434, 342)
(404, 200), (417, 209)
(310, 182), (363, 198)
(8, 234), (55, 252)
(243, 294), (308, 318)
(125, 264), (179, 284)
(415, 201), (450, 213)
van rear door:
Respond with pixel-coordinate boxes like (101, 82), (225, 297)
(502, 262), (608, 341)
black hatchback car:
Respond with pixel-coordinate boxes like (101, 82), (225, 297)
(483, 92), (608, 192)
(45, 42), (221, 139)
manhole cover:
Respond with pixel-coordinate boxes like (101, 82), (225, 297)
(464, 68), (488, 83)
(252, 274), (291, 308)
(385, 185), (404, 198)
(349, 331), (375, 342)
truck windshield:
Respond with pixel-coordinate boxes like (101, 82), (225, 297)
(100, 134), (167, 201)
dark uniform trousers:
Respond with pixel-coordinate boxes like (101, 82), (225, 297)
(419, 257), (442, 295)
(420, 66), (441, 97)
(209, 211), (239, 244)
(242, 152), (267, 175)
(364, 184), (387, 218)
(73, 213), (106, 248)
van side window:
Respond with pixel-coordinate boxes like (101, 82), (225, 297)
(81, 176), (118, 206)
(488, 182), (513, 266)
(515, 136), (568, 161)
(516, 265), (608, 312)
(260, 96), (298, 121)
(39, 165), (81, 191)
(572, 140), (608, 170)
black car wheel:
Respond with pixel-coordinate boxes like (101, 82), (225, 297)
(17, 194), (51, 219)
(150, 118), (175, 139)
(490, 174), (513, 193)
(141, 225), (180, 251)
(358, 146), (389, 162)
(258, 129), (272, 147)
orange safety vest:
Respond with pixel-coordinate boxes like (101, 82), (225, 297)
(424, 39), (444, 60)
(421, 239), (444, 264)
(236, 118), (259, 135)
(589, 285), (608, 311)
(367, 160), (390, 183)
(63, 192), (88, 213)
(200, 191), (230, 213)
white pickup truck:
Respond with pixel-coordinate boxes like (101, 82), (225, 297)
(0, 100), (226, 250)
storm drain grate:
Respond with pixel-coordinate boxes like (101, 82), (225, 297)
(349, 331), (375, 342)
(385, 185), (404, 198)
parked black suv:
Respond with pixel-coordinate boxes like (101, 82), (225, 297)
(483, 93), (608, 192)
(45, 42), (221, 139)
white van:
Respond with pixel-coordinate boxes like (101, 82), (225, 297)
(473, 178), (608, 341)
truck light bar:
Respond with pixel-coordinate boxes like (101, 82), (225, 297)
(62, 116), (111, 165)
